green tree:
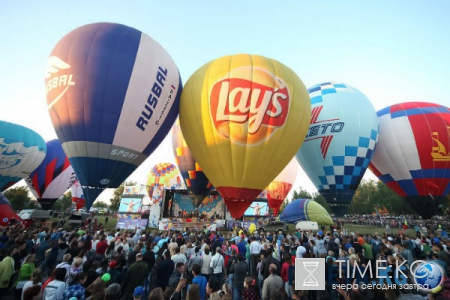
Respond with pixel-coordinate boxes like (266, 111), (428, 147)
(52, 192), (72, 211)
(4, 186), (31, 211)
(110, 181), (136, 211)
(347, 179), (414, 215)
(93, 201), (109, 208)
(312, 193), (332, 213)
(291, 187), (312, 200)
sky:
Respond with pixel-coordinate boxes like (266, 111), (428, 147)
(1, 1), (450, 205)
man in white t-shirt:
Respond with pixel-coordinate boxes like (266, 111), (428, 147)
(296, 242), (306, 258)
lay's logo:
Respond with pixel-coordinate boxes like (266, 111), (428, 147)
(209, 67), (290, 145)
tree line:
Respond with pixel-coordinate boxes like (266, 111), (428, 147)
(3, 179), (449, 216)
(279, 179), (450, 216)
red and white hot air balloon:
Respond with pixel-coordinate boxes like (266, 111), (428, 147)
(71, 179), (85, 210)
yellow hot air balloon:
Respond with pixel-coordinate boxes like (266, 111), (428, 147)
(180, 54), (311, 218)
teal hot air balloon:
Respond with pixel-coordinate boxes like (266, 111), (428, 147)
(296, 82), (379, 216)
(279, 199), (333, 225)
(0, 121), (47, 191)
(45, 23), (182, 209)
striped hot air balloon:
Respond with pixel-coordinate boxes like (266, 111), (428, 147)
(369, 102), (450, 219)
(45, 23), (182, 210)
(279, 198), (333, 225)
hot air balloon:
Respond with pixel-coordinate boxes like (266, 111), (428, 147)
(266, 158), (299, 216)
(45, 23), (182, 210)
(0, 192), (20, 226)
(296, 82), (378, 216)
(172, 119), (213, 207)
(279, 198), (333, 225)
(179, 54), (311, 218)
(26, 139), (75, 210)
(369, 102), (450, 219)
(71, 179), (85, 210)
(0, 121), (47, 191)
(146, 162), (184, 202)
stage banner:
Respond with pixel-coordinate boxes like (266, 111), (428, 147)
(116, 214), (148, 229)
(159, 218), (216, 231)
(123, 184), (147, 195)
(172, 193), (224, 218)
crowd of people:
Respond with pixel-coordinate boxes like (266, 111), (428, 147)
(0, 217), (449, 300)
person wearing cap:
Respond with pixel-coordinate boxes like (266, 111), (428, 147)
(86, 273), (110, 300)
(121, 253), (149, 300)
(107, 260), (121, 284)
(133, 286), (144, 300)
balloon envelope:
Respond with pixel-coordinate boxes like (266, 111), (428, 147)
(0, 192), (20, 226)
(369, 102), (450, 219)
(45, 23), (182, 209)
(266, 157), (299, 216)
(26, 139), (75, 210)
(180, 54), (311, 218)
(71, 179), (85, 210)
(172, 120), (213, 207)
(279, 198), (333, 225)
(146, 162), (184, 200)
(0, 121), (47, 191)
(296, 82), (378, 216)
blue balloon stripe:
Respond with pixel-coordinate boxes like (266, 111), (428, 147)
(381, 169), (450, 181)
(390, 106), (449, 119)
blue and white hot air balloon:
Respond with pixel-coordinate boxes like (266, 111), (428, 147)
(0, 121), (47, 191)
(45, 23), (182, 209)
(296, 82), (378, 216)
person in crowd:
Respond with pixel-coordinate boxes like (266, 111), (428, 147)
(201, 247), (212, 281)
(168, 262), (185, 288)
(186, 283), (201, 300)
(191, 264), (207, 300)
(14, 253), (36, 300)
(21, 268), (42, 300)
(261, 264), (283, 300)
(104, 283), (121, 300)
(157, 250), (175, 290)
(22, 285), (42, 300)
(280, 254), (291, 299)
(133, 286), (145, 300)
(121, 253), (149, 300)
(210, 247), (225, 283)
(171, 247), (187, 266)
(86, 273), (110, 300)
(230, 253), (247, 300)
(0, 246), (18, 294)
(242, 277), (260, 300)
(43, 267), (66, 300)
(63, 272), (87, 300)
